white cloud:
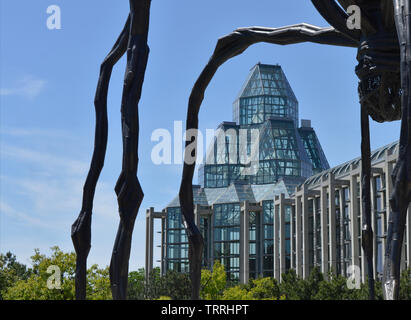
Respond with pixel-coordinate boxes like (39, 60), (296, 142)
(0, 127), (75, 140)
(0, 75), (46, 99)
(0, 200), (53, 230)
(0, 142), (119, 233)
(0, 131), (147, 270)
(1, 144), (88, 175)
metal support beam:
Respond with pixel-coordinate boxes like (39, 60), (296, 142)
(240, 201), (250, 284)
(302, 186), (310, 279)
(320, 177), (329, 278)
(350, 172), (360, 279)
(145, 207), (154, 281)
(328, 173), (337, 274)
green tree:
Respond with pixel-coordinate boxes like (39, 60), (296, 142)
(278, 269), (306, 300)
(144, 267), (162, 300)
(2, 247), (111, 300)
(86, 264), (111, 300)
(160, 270), (191, 300)
(301, 267), (324, 299)
(399, 268), (411, 300)
(247, 277), (280, 300)
(141, 268), (191, 300)
(127, 268), (146, 300)
(0, 252), (32, 299)
(200, 260), (227, 300)
(222, 285), (253, 300)
(312, 272), (352, 300)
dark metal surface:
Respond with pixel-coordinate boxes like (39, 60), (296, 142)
(72, 0), (151, 300)
(179, 0), (411, 300)
(383, 0), (411, 300)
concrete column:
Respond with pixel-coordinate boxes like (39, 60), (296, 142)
(350, 173), (360, 276)
(194, 204), (201, 228)
(274, 201), (280, 280)
(279, 194), (286, 280)
(295, 195), (302, 277)
(328, 174), (337, 274)
(359, 172), (366, 283)
(339, 188), (345, 276)
(240, 201), (250, 284)
(259, 205), (264, 278)
(320, 184), (329, 277)
(383, 161), (394, 269)
(290, 205), (295, 270)
(302, 188), (310, 279)
(370, 176), (378, 279)
(210, 205), (215, 268)
(145, 207), (154, 281)
(313, 196), (318, 268)
(160, 215), (166, 275)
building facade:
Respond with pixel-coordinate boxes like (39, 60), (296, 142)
(145, 64), (411, 284)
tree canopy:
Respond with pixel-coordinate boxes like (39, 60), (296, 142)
(1, 247), (111, 300)
(1, 249), (410, 300)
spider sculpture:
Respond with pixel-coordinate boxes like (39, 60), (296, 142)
(179, 0), (411, 300)
(71, 0), (151, 300)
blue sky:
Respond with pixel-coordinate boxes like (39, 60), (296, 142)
(0, 0), (401, 271)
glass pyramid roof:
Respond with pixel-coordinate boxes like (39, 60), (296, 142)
(298, 127), (330, 174)
(233, 63), (298, 125)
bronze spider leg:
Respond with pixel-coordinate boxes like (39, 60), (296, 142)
(312, 0), (380, 300)
(383, 0), (411, 300)
(71, 15), (131, 301)
(110, 0), (151, 300)
(72, 0), (151, 300)
(360, 98), (375, 299)
(179, 24), (357, 299)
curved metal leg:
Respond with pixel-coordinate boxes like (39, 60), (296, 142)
(383, 0), (411, 300)
(360, 102), (375, 300)
(109, 0), (151, 300)
(71, 16), (130, 300)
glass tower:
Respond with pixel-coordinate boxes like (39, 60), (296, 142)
(199, 63), (328, 188)
(162, 63), (330, 280)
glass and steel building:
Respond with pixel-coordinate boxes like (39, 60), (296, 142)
(145, 64), (411, 284)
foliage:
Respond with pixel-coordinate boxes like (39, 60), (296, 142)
(0, 252), (32, 299)
(277, 269), (306, 300)
(207, 265), (410, 300)
(140, 264), (410, 301)
(159, 269), (191, 300)
(2, 248), (410, 300)
(222, 285), (253, 300)
(246, 277), (280, 300)
(86, 264), (111, 300)
(200, 260), (227, 300)
(399, 268), (411, 300)
(1, 247), (111, 300)
(223, 277), (283, 300)
(127, 268), (146, 300)
(128, 267), (191, 300)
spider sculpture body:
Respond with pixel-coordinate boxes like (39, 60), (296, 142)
(179, 0), (411, 300)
